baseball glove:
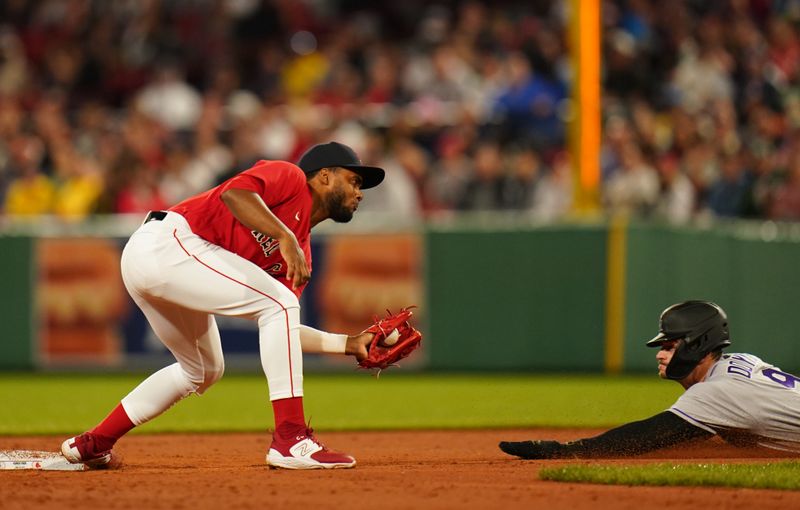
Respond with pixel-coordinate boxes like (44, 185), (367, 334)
(358, 307), (422, 371)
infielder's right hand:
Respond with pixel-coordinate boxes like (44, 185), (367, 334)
(279, 232), (310, 289)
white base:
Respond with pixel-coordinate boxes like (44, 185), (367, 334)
(0, 450), (88, 471)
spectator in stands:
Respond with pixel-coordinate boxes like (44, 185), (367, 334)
(104, 150), (167, 215)
(653, 152), (695, 225)
(530, 150), (572, 222)
(604, 141), (659, 217)
(770, 152), (800, 221)
(682, 141), (719, 205)
(135, 60), (203, 133)
(457, 140), (508, 211)
(2, 0), (800, 226)
(425, 127), (474, 212)
(492, 51), (567, 150)
(502, 145), (543, 211)
(670, 20), (735, 115)
(390, 137), (432, 212)
(349, 130), (421, 221)
(705, 150), (751, 218)
(4, 135), (53, 216)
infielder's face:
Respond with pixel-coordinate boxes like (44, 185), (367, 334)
(325, 168), (364, 223)
(656, 340), (679, 379)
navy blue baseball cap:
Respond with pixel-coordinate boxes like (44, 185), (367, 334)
(297, 141), (385, 189)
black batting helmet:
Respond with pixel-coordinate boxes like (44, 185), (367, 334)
(646, 300), (731, 380)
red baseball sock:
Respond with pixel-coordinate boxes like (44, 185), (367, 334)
(89, 403), (135, 451)
(272, 397), (306, 439)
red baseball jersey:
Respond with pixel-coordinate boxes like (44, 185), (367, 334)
(169, 160), (313, 296)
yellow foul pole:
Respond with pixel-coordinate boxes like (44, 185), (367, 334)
(569, 1), (626, 373)
(568, 0), (601, 213)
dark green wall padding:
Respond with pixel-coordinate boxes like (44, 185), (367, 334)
(426, 222), (800, 373)
(426, 225), (608, 371)
(0, 236), (35, 369)
(624, 223), (800, 372)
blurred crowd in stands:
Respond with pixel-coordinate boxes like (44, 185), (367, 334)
(1, 0), (800, 223)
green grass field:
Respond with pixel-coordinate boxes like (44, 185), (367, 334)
(4, 371), (796, 491)
(540, 462), (800, 491)
(0, 372), (681, 434)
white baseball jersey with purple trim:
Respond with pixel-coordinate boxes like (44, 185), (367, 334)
(669, 353), (800, 452)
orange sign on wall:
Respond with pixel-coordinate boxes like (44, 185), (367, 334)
(37, 239), (129, 366)
(317, 234), (425, 365)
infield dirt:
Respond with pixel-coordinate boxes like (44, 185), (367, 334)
(1, 429), (798, 509)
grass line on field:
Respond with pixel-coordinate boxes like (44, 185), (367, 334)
(539, 461), (800, 491)
(0, 372), (682, 435)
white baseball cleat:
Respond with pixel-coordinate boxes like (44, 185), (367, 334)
(266, 428), (355, 470)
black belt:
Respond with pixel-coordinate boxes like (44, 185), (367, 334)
(144, 211), (168, 223)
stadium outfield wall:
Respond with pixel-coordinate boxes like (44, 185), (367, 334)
(1, 215), (799, 373)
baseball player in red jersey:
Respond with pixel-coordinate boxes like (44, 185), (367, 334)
(61, 141), (385, 470)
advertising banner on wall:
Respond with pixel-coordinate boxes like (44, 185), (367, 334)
(36, 238), (128, 367)
(35, 233), (425, 372)
(308, 233), (426, 370)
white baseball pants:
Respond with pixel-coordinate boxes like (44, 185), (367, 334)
(118, 211), (303, 426)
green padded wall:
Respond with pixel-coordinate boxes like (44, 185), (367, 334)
(0, 236), (35, 369)
(623, 224), (800, 373)
(426, 225), (608, 371)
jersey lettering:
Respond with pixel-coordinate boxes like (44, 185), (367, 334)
(265, 263), (282, 274)
(251, 231), (280, 257)
(762, 368), (800, 389)
(727, 356), (754, 379)
(729, 354), (755, 366)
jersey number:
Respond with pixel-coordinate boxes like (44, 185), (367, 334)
(763, 368), (800, 389)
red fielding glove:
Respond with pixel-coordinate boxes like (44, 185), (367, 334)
(358, 307), (422, 372)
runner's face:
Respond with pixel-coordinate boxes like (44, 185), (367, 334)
(326, 168), (363, 223)
(656, 340), (679, 379)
